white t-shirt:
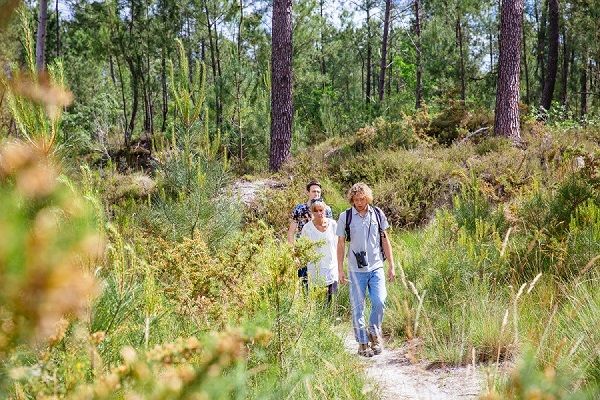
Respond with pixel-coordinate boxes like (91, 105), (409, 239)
(300, 218), (339, 286)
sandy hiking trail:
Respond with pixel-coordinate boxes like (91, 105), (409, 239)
(342, 329), (484, 400)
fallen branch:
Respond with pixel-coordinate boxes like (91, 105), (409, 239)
(458, 126), (491, 145)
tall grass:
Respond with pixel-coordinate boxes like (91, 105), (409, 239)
(382, 171), (600, 397)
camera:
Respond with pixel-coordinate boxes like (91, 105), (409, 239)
(353, 250), (368, 268)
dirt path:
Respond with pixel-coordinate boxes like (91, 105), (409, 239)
(342, 330), (484, 400)
(231, 178), (282, 206)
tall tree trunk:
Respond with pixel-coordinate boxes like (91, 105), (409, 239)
(319, 0), (326, 86)
(125, 55), (140, 146)
(559, 29), (568, 106)
(236, 0), (244, 161)
(456, 14), (466, 102)
(360, 53), (365, 100)
(161, 48), (168, 133)
(522, 14), (530, 104)
(414, 0), (423, 109)
(494, 0), (524, 142)
(36, 0), (48, 71)
(55, 0), (59, 58)
(203, 0), (222, 131)
(540, 0), (558, 114)
(214, 26), (224, 131)
(580, 55), (588, 119)
(365, 6), (372, 105)
(387, 25), (393, 97)
(109, 54), (117, 86)
(535, 0), (547, 94)
(378, 0), (392, 102)
(489, 29), (494, 73)
(144, 0), (153, 136)
(115, 54), (129, 141)
(269, 0), (293, 172)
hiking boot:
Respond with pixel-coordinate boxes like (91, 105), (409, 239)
(358, 343), (374, 357)
(368, 333), (383, 355)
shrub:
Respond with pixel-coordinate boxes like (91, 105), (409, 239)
(425, 102), (493, 145)
(371, 152), (458, 227)
(352, 117), (422, 152)
(0, 140), (102, 395)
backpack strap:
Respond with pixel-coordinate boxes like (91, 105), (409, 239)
(344, 208), (352, 242)
(373, 206), (387, 261)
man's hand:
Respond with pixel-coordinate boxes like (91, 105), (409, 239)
(387, 265), (396, 282)
(339, 269), (347, 285)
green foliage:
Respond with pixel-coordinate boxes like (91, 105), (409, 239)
(486, 346), (600, 399)
(510, 174), (600, 279)
(127, 40), (242, 245)
(453, 177), (507, 234)
(4, 9), (73, 155)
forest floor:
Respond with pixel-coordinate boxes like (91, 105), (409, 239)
(341, 328), (485, 400)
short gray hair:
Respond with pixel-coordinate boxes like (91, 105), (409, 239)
(309, 199), (327, 212)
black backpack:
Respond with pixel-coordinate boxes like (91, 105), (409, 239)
(344, 206), (387, 261)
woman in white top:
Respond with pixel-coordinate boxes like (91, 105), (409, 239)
(300, 199), (339, 303)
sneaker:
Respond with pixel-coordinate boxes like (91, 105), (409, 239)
(368, 333), (383, 355)
(358, 343), (374, 357)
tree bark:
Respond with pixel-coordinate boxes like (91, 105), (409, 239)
(36, 0), (48, 72)
(378, 0), (392, 102)
(269, 0), (293, 172)
(494, 0), (524, 142)
(522, 14), (530, 104)
(414, 0), (423, 109)
(540, 0), (558, 113)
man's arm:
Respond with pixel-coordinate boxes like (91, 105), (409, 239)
(382, 233), (396, 281)
(287, 221), (298, 245)
(337, 236), (347, 284)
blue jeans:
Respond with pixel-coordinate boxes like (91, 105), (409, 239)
(349, 268), (387, 344)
